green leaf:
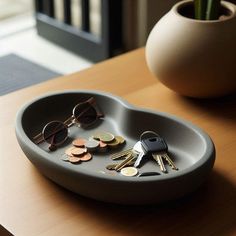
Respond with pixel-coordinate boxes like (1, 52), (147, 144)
(194, 0), (207, 20)
(206, 0), (221, 20)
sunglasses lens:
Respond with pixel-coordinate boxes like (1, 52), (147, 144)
(42, 121), (68, 145)
(73, 103), (97, 126)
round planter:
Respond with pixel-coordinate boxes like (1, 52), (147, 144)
(146, 0), (236, 98)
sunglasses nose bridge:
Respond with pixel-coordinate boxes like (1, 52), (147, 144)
(64, 116), (75, 127)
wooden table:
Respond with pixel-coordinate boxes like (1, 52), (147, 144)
(1, 48), (236, 236)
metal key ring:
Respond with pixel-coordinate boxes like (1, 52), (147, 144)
(139, 130), (160, 141)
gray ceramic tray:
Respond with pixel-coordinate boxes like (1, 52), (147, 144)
(15, 90), (215, 204)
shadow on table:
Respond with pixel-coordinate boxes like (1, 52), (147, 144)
(62, 170), (235, 236)
(178, 92), (236, 120)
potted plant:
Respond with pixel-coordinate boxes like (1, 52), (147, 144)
(146, 0), (236, 98)
(195, 0), (221, 20)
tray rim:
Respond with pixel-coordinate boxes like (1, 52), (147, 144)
(15, 89), (216, 183)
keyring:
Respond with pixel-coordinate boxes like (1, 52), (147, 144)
(140, 130), (160, 141)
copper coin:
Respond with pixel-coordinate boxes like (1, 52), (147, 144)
(99, 141), (108, 148)
(80, 153), (92, 161)
(115, 136), (126, 144)
(65, 146), (76, 156)
(69, 156), (81, 164)
(72, 138), (87, 147)
(71, 147), (87, 156)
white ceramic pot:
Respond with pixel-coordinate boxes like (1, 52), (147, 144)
(146, 0), (236, 98)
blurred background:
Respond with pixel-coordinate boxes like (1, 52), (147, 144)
(0, 0), (235, 75)
(0, 0), (182, 75)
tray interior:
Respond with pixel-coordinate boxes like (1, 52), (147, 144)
(20, 91), (208, 178)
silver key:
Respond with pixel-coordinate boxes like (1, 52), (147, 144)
(133, 141), (146, 167)
(114, 141), (142, 171)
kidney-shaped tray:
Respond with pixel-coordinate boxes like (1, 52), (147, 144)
(15, 90), (215, 204)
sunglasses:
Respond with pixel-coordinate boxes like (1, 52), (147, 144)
(33, 97), (104, 150)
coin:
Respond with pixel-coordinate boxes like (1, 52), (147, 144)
(80, 153), (92, 161)
(99, 141), (108, 148)
(92, 132), (101, 140)
(120, 167), (138, 177)
(69, 156), (81, 164)
(65, 146), (76, 156)
(107, 137), (120, 147)
(84, 139), (100, 151)
(98, 132), (115, 142)
(71, 147), (87, 156)
(115, 136), (125, 144)
(72, 138), (87, 147)
(61, 155), (69, 162)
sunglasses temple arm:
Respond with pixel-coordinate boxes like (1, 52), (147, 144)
(75, 104), (96, 120)
(87, 97), (104, 118)
(33, 133), (44, 144)
(48, 132), (56, 150)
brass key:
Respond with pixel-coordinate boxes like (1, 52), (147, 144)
(106, 160), (135, 170)
(152, 154), (167, 173)
(162, 153), (178, 170)
(115, 153), (135, 171)
(110, 148), (133, 160)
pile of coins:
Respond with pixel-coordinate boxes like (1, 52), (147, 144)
(61, 144), (92, 164)
(61, 131), (125, 164)
(92, 131), (125, 149)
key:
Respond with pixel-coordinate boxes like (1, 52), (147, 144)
(152, 154), (167, 173)
(114, 141), (142, 171)
(110, 148), (133, 160)
(115, 153), (135, 171)
(162, 153), (178, 170)
(133, 141), (146, 167)
(140, 131), (178, 173)
(106, 160), (135, 170)
(106, 164), (117, 170)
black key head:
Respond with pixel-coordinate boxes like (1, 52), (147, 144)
(141, 136), (168, 154)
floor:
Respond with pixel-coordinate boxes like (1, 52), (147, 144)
(0, 11), (93, 75)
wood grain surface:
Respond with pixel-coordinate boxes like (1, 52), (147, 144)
(0, 48), (235, 236)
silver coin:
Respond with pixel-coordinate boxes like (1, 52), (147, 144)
(84, 139), (100, 151)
